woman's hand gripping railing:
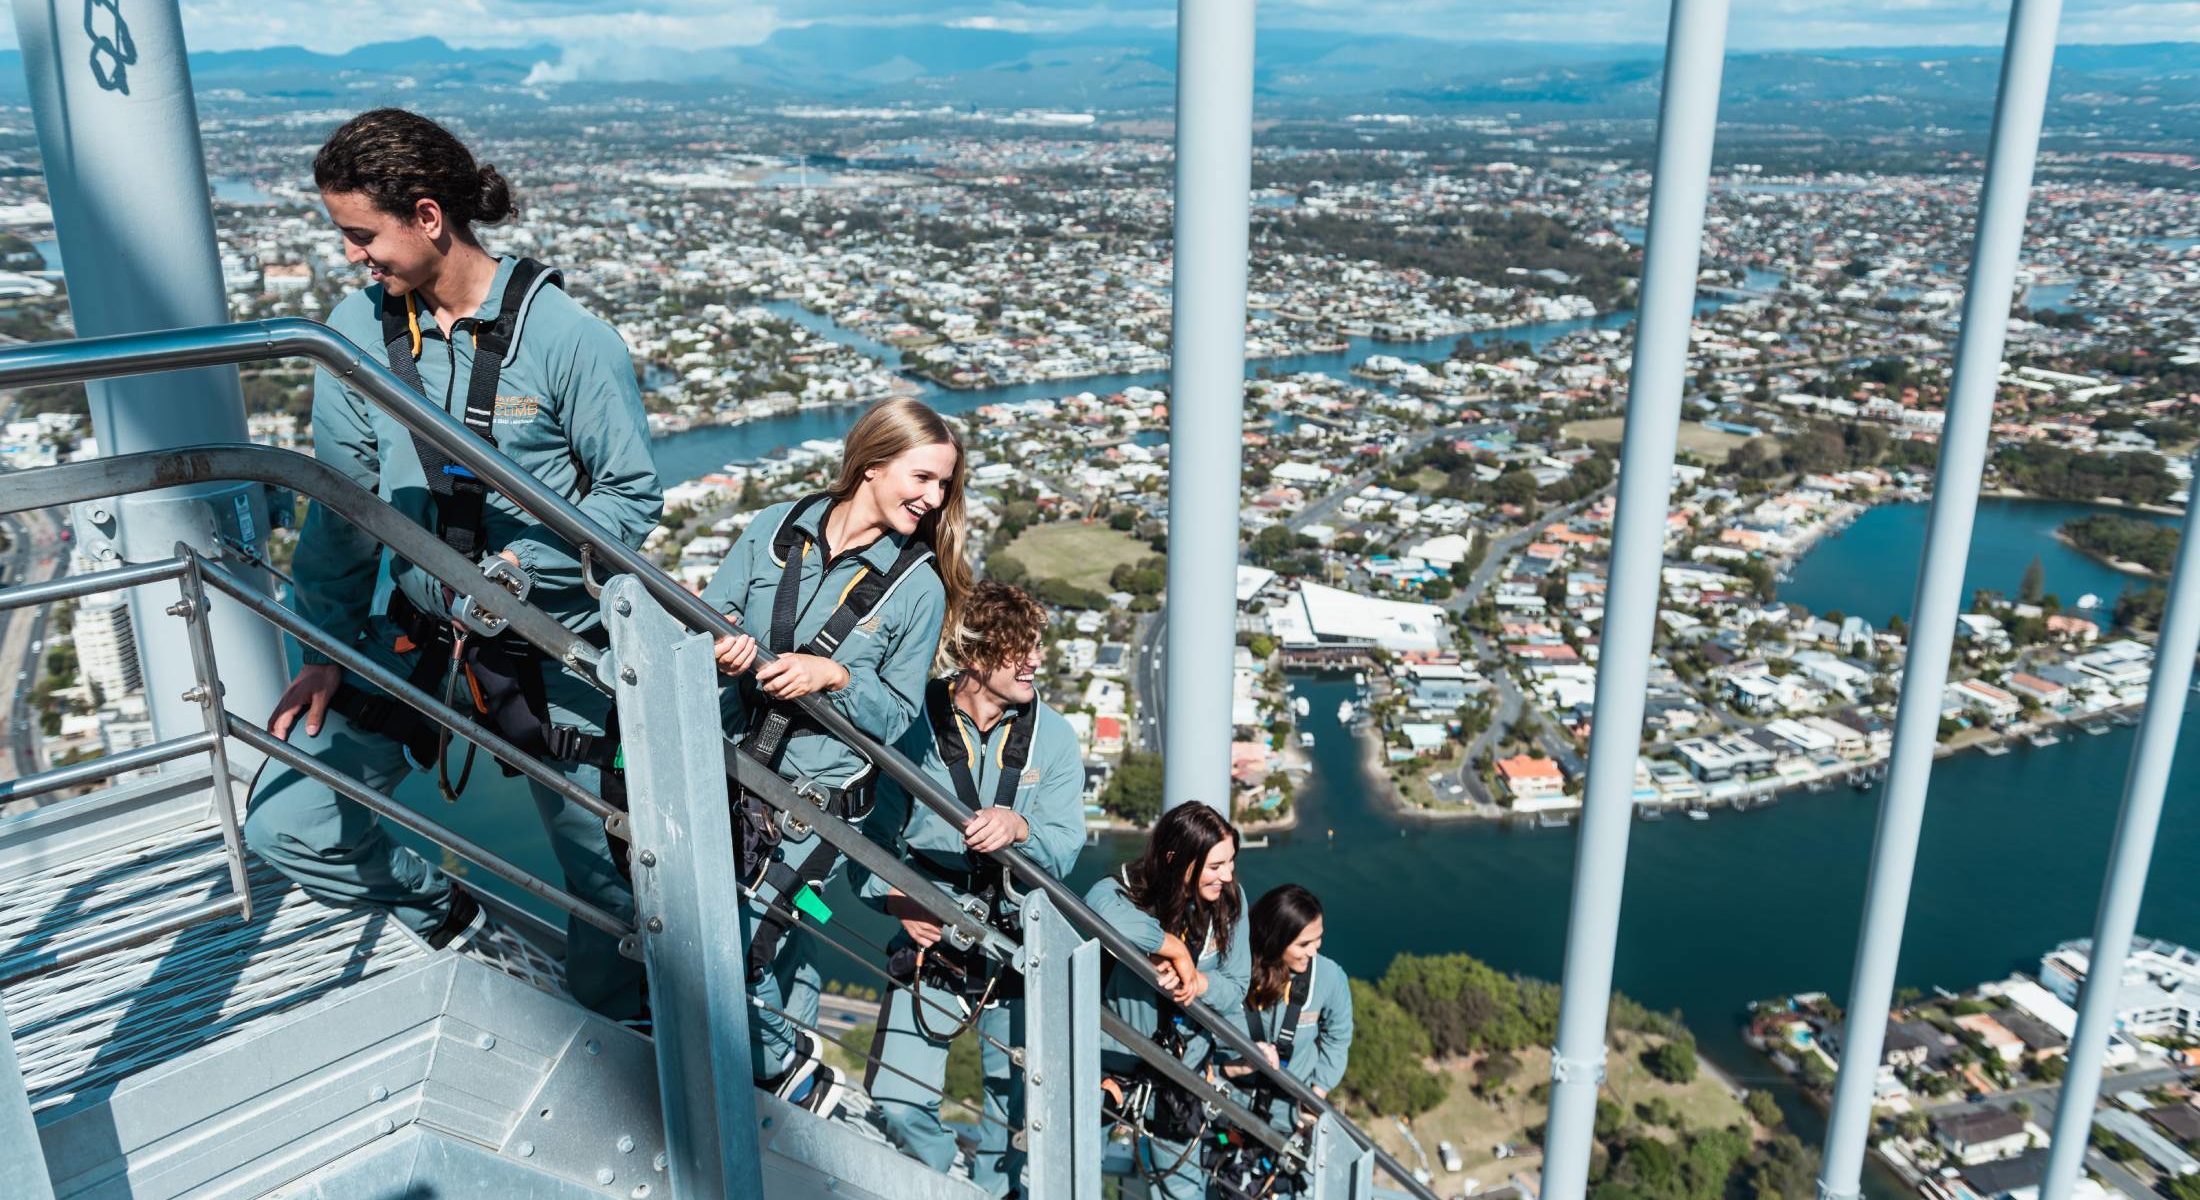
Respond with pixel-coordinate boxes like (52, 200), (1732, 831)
(0, 322), (1433, 1200)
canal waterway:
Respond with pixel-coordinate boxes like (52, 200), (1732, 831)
(647, 296), (1721, 486)
(1779, 497), (2177, 623)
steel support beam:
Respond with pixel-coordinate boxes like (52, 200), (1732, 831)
(1816, 3), (2064, 1196)
(1019, 891), (1103, 1200)
(1539, 0), (1731, 1195)
(2038, 454), (2200, 1200)
(0, 992), (55, 1200)
(1162, 0), (1255, 813)
(603, 574), (761, 1200)
(1309, 1110), (1373, 1200)
(11, 0), (287, 756)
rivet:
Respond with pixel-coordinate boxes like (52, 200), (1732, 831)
(645, 916), (665, 934)
(517, 1141), (536, 1158)
(637, 850), (658, 868)
(1029, 1071), (1044, 1087)
(616, 598), (634, 617)
(597, 1167), (617, 1185)
(761, 1116), (774, 1131)
(478, 1034), (496, 1050)
(631, 1187), (651, 1199)
(586, 1038), (602, 1056)
(369, 1084), (389, 1102)
(1030, 1117), (1045, 1132)
(653, 1152), (667, 1171)
(620, 666), (638, 685)
(379, 1117), (396, 1135)
(618, 1134), (636, 1154)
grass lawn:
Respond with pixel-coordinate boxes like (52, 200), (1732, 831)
(1401, 745), (1469, 809)
(1002, 522), (1156, 593)
(1349, 1033), (1751, 1192)
(1562, 417), (1756, 464)
(1412, 466), (1450, 492)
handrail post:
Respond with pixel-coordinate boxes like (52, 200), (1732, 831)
(1539, 0), (1731, 1195)
(1817, 2), (2064, 1196)
(1162, 0), (1255, 812)
(1, 991), (55, 1200)
(603, 574), (761, 1200)
(1018, 891), (1102, 1200)
(2038, 447), (2200, 1200)
(175, 552), (252, 921)
(1309, 1110), (1373, 1200)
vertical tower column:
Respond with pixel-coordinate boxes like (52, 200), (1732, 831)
(12, 0), (287, 754)
(1816, 2), (2064, 1196)
(1161, 0), (1255, 814)
(1538, 0), (1731, 1194)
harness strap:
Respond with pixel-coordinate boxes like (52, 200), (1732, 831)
(377, 258), (563, 559)
(745, 783), (873, 981)
(1271, 962), (1314, 1067)
(741, 494), (937, 778)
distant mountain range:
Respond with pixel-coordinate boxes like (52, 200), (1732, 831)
(1, 29), (2195, 123)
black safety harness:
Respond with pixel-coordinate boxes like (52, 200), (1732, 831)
(1101, 873), (1218, 1172)
(734, 492), (937, 983)
(326, 259), (621, 800)
(893, 678), (1039, 1032)
(1207, 963), (1319, 1198)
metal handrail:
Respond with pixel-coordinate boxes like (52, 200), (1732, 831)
(0, 320), (1435, 1199)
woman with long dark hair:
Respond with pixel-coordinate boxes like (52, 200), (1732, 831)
(702, 395), (965, 1116)
(1084, 803), (1251, 1199)
(246, 108), (658, 1020)
(1238, 884), (1353, 1163)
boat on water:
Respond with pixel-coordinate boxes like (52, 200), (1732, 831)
(1294, 696), (1311, 717)
(2027, 731), (2063, 748)
(1638, 806), (1665, 821)
(1686, 809), (1711, 822)
(2081, 722), (2110, 736)
(2113, 710), (2141, 726)
(1980, 741), (2012, 756)
(1805, 779), (1835, 794)
(1298, 731), (1316, 748)
(2078, 592), (2101, 609)
(1354, 671), (1367, 687)
(1338, 700), (1355, 723)
(1535, 812), (1576, 828)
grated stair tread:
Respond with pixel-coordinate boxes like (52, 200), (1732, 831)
(0, 813), (437, 1115)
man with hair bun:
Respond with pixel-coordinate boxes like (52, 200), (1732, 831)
(245, 108), (658, 1021)
(855, 580), (1088, 1193)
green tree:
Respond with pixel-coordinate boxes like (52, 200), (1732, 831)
(1335, 980), (1449, 1116)
(1100, 752), (1164, 824)
(1645, 1039), (1699, 1084)
(1494, 469), (1541, 506)
(1745, 1090), (1784, 1129)
(2020, 555), (2046, 604)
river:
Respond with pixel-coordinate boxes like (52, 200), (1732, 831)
(646, 297), (1720, 486)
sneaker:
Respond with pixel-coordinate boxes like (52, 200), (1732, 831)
(787, 1063), (846, 1119)
(426, 889), (486, 951)
(765, 1029), (836, 1108)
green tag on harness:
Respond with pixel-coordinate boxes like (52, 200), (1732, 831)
(612, 745), (625, 770)
(792, 884), (833, 925)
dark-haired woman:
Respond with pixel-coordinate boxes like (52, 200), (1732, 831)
(1235, 884), (1353, 1187)
(1084, 803), (1251, 1200)
(246, 108), (659, 1019)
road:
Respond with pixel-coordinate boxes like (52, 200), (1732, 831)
(0, 499), (64, 785)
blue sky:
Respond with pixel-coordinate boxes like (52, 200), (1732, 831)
(5, 0), (2197, 54)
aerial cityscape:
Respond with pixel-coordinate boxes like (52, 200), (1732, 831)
(1, 12), (2198, 1200)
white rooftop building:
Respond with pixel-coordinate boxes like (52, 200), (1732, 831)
(2041, 937), (2200, 1038)
(1268, 581), (1447, 655)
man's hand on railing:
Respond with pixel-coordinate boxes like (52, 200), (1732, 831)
(962, 807), (1029, 854)
(270, 663), (343, 740)
(885, 887), (944, 949)
(753, 652), (851, 700)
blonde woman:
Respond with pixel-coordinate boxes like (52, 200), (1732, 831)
(702, 396), (970, 1115)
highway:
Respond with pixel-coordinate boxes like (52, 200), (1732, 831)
(0, 503), (63, 785)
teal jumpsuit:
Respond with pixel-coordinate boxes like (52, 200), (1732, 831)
(855, 691), (1087, 1193)
(245, 256), (661, 1018)
(700, 496), (946, 1082)
(1233, 954), (1354, 1193)
(1086, 875), (1251, 1200)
